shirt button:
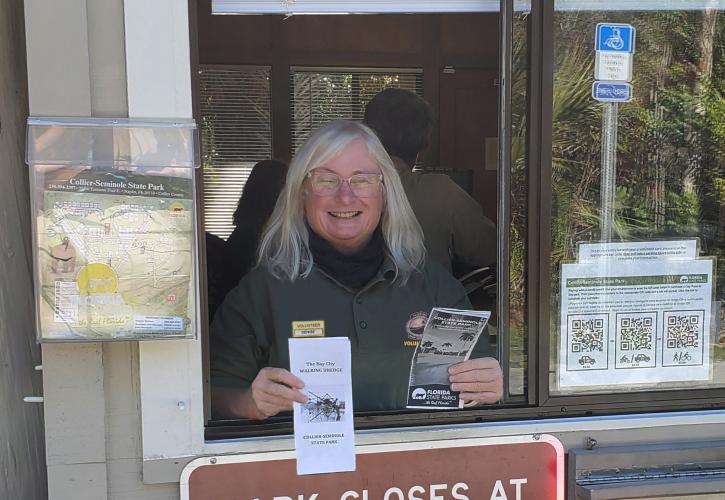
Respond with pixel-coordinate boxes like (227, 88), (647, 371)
(356, 298), (363, 304)
(359, 321), (367, 329)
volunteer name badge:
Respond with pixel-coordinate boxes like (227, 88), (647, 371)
(292, 320), (325, 338)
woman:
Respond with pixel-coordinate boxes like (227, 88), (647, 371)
(211, 120), (502, 420)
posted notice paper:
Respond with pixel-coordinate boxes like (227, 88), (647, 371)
(407, 308), (491, 410)
(289, 337), (355, 475)
(559, 239), (714, 389)
(577, 240), (698, 263)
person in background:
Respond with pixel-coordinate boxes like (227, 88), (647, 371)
(210, 120), (502, 419)
(205, 231), (234, 322)
(226, 159), (288, 286)
(363, 88), (497, 275)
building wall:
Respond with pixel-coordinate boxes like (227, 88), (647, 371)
(0, 0), (47, 499)
(23, 1), (182, 498)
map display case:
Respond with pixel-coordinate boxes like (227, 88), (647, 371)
(27, 118), (199, 342)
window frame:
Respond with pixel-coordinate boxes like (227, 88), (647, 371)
(198, 2), (527, 435)
(535, 0), (725, 411)
(192, 0), (725, 442)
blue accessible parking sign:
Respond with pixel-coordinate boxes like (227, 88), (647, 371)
(596, 23), (636, 53)
(592, 82), (632, 102)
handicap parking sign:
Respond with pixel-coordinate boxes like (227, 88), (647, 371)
(596, 23), (636, 53)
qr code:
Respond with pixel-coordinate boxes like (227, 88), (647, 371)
(571, 318), (605, 353)
(666, 313), (702, 349)
(618, 315), (654, 351)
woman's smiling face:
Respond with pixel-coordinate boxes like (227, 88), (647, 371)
(304, 139), (384, 254)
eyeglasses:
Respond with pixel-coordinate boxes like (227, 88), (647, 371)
(306, 171), (383, 198)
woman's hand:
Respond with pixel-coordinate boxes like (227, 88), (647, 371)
(448, 357), (503, 405)
(245, 367), (308, 420)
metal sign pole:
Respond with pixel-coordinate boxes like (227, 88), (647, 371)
(600, 102), (618, 242)
(594, 23), (635, 242)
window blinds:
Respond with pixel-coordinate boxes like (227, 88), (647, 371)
(199, 65), (273, 239)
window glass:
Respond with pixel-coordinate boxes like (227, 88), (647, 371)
(509, 4), (531, 397)
(550, 2), (725, 394)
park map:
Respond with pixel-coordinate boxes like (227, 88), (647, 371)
(35, 167), (195, 340)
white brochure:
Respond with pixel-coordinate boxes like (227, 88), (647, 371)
(289, 337), (355, 475)
(559, 257), (714, 388)
(577, 239), (697, 263)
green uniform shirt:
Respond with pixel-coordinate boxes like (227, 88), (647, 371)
(393, 157), (497, 273)
(210, 258), (495, 412)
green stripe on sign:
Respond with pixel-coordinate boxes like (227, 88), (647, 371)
(567, 275), (708, 287)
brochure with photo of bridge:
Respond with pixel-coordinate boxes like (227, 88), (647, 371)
(289, 337), (355, 475)
(406, 308), (491, 410)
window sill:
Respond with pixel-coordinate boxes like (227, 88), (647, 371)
(142, 409), (725, 484)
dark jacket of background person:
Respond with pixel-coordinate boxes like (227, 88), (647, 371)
(391, 156), (497, 274)
(226, 159), (288, 286)
(364, 88), (496, 274)
(205, 232), (235, 322)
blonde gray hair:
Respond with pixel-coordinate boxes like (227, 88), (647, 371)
(258, 120), (425, 283)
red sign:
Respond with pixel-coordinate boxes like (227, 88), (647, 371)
(181, 435), (564, 500)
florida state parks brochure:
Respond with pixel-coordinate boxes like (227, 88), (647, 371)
(289, 337), (355, 475)
(406, 308), (491, 409)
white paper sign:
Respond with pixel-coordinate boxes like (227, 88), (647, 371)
(559, 257), (714, 388)
(578, 240), (698, 263)
(289, 337), (355, 475)
(594, 51), (633, 81)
